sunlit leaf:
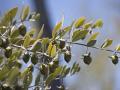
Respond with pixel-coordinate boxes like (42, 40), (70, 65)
(75, 17), (85, 28)
(30, 40), (41, 52)
(6, 67), (20, 85)
(37, 25), (44, 39)
(23, 34), (31, 48)
(21, 6), (29, 21)
(10, 29), (19, 38)
(51, 45), (56, 58)
(92, 19), (103, 28)
(52, 17), (64, 38)
(45, 66), (62, 85)
(72, 30), (88, 42)
(101, 39), (113, 48)
(115, 44), (120, 51)
(0, 66), (9, 80)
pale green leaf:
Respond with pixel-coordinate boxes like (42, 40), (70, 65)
(23, 34), (31, 48)
(92, 19), (103, 28)
(6, 67), (20, 85)
(21, 6), (30, 21)
(45, 67), (62, 85)
(52, 18), (64, 38)
(115, 44), (120, 51)
(37, 25), (44, 39)
(87, 32), (99, 43)
(10, 29), (19, 38)
(30, 40), (41, 52)
(101, 39), (113, 48)
(0, 66), (9, 80)
(72, 30), (88, 42)
(51, 45), (56, 58)
(75, 17), (85, 28)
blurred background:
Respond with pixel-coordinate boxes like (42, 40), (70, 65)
(0, 0), (120, 90)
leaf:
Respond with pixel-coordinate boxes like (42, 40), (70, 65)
(87, 32), (99, 47)
(47, 43), (53, 56)
(0, 7), (18, 26)
(115, 44), (120, 51)
(83, 23), (92, 29)
(101, 39), (113, 48)
(23, 34), (31, 48)
(51, 45), (56, 58)
(92, 19), (103, 28)
(21, 6), (30, 21)
(75, 17), (86, 28)
(72, 30), (88, 42)
(30, 40), (41, 52)
(45, 67), (62, 85)
(10, 29), (19, 38)
(0, 56), (3, 64)
(87, 40), (97, 47)
(23, 71), (32, 89)
(37, 25), (44, 39)
(52, 18), (63, 38)
(0, 66), (9, 80)
(87, 32), (99, 43)
(6, 67), (20, 85)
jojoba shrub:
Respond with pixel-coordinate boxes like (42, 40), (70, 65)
(0, 6), (119, 90)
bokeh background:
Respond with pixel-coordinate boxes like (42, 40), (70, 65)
(0, 0), (120, 90)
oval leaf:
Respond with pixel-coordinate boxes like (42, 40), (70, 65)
(75, 17), (85, 28)
(101, 39), (113, 48)
(72, 30), (88, 42)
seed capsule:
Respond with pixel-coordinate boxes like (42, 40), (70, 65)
(83, 53), (92, 65)
(40, 64), (48, 75)
(4, 46), (12, 58)
(23, 52), (30, 63)
(1, 38), (9, 48)
(64, 51), (71, 63)
(110, 55), (119, 65)
(31, 54), (38, 65)
(18, 24), (26, 36)
(59, 39), (65, 49)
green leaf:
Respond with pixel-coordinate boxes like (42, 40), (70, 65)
(0, 56), (3, 64)
(37, 25), (44, 39)
(51, 45), (56, 58)
(21, 6), (30, 21)
(6, 67), (20, 85)
(87, 32), (99, 43)
(0, 66), (9, 80)
(115, 44), (120, 51)
(87, 32), (99, 47)
(23, 34), (31, 48)
(52, 18), (63, 38)
(45, 66), (62, 85)
(30, 40), (41, 52)
(92, 19), (103, 28)
(101, 39), (113, 48)
(0, 7), (18, 26)
(23, 71), (32, 89)
(87, 40), (97, 47)
(10, 29), (19, 38)
(75, 17), (86, 28)
(83, 23), (92, 29)
(72, 30), (88, 42)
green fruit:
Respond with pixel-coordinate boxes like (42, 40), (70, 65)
(23, 52), (30, 63)
(110, 55), (119, 65)
(4, 46), (12, 58)
(1, 38), (9, 48)
(28, 64), (34, 72)
(18, 24), (27, 36)
(83, 53), (92, 65)
(31, 54), (38, 65)
(64, 51), (71, 63)
(57, 85), (65, 90)
(40, 64), (48, 75)
(59, 39), (65, 49)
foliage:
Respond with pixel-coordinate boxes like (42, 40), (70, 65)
(0, 6), (119, 90)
